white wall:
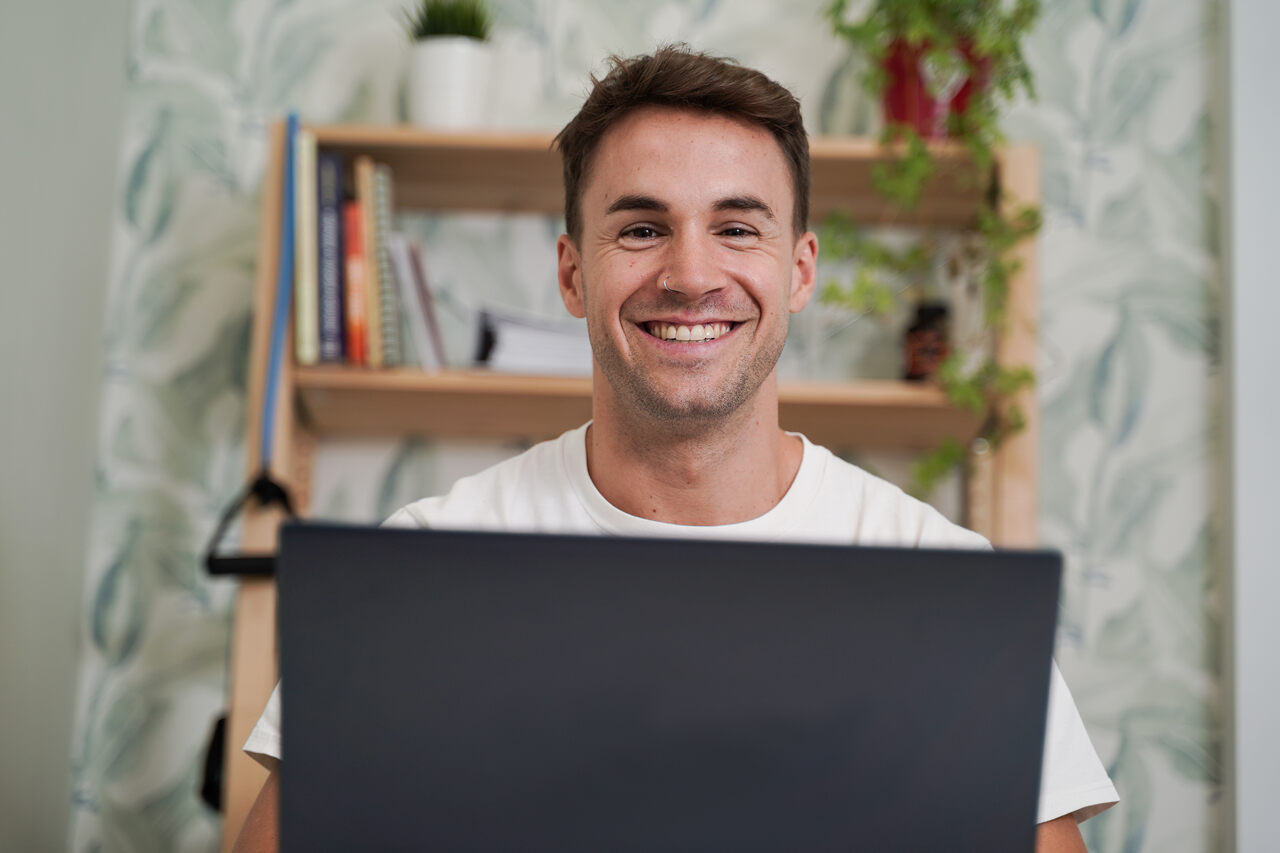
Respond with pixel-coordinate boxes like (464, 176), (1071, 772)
(1226, 1), (1280, 851)
(0, 1), (131, 849)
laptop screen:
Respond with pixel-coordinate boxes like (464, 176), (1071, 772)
(278, 524), (1060, 851)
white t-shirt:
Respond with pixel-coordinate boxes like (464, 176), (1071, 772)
(246, 424), (1118, 823)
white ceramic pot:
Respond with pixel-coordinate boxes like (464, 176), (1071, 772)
(407, 36), (492, 130)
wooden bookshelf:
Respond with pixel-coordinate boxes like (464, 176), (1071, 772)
(221, 122), (1037, 850)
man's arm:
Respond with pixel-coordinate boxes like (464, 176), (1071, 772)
(230, 768), (279, 853)
(1036, 814), (1088, 853)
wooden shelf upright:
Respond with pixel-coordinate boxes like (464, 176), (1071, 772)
(220, 122), (1039, 849)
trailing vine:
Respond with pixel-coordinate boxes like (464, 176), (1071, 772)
(821, 0), (1044, 498)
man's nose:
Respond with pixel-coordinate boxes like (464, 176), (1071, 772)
(661, 232), (725, 300)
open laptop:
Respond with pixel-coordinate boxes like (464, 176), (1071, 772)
(276, 523), (1061, 851)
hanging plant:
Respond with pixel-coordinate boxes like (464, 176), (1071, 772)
(822, 0), (1043, 498)
(827, 0), (1039, 193)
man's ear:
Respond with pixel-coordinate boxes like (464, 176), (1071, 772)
(788, 230), (819, 314)
(557, 234), (586, 318)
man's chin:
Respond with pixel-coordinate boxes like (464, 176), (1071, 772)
(592, 340), (783, 431)
(612, 377), (761, 428)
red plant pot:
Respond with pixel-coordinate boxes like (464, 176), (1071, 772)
(881, 39), (990, 138)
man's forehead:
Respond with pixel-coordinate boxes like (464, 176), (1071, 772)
(592, 105), (781, 164)
(581, 106), (794, 215)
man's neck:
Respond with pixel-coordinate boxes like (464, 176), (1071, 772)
(584, 374), (803, 526)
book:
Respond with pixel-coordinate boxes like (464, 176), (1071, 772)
(372, 164), (404, 366)
(388, 232), (448, 371)
(473, 308), (592, 376)
(342, 198), (367, 366)
(316, 151), (346, 362)
(408, 240), (448, 370)
(354, 156), (383, 367)
(292, 128), (319, 365)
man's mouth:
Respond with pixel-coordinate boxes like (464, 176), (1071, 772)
(644, 321), (734, 342)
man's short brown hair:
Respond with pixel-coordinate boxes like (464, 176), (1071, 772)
(553, 44), (810, 241)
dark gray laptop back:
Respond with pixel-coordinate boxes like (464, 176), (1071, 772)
(277, 524), (1061, 852)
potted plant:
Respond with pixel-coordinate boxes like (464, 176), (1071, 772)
(827, 0), (1038, 150)
(822, 0), (1043, 497)
(403, 0), (494, 130)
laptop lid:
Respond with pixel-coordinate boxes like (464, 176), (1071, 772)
(277, 523), (1061, 852)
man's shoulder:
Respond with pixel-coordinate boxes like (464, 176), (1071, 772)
(799, 438), (990, 549)
(384, 426), (586, 530)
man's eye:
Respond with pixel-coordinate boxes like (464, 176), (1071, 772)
(720, 227), (756, 238)
(621, 226), (660, 240)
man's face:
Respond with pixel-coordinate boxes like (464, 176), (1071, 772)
(557, 106), (817, 426)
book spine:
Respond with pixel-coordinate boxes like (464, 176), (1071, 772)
(354, 155), (383, 368)
(316, 151), (346, 362)
(408, 241), (449, 369)
(373, 165), (404, 366)
(342, 199), (367, 367)
(388, 232), (439, 371)
(293, 128), (319, 365)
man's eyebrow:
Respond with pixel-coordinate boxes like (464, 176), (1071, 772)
(714, 195), (775, 221)
(605, 194), (668, 216)
(602, 193), (776, 221)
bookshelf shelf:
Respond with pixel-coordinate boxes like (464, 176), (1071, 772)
(295, 366), (981, 450)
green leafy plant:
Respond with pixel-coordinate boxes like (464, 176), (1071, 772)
(821, 0), (1043, 498)
(826, 0), (1039, 202)
(402, 0), (492, 41)
(817, 212), (932, 319)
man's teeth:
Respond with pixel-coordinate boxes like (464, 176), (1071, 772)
(649, 322), (731, 341)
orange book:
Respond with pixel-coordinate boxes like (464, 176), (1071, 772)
(342, 199), (367, 366)
(354, 155), (384, 368)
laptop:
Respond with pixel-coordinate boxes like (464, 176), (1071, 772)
(276, 523), (1061, 851)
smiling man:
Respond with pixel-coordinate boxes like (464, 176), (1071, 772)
(233, 46), (1116, 852)
(558, 102), (817, 526)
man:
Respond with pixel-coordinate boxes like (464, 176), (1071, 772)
(234, 46), (1117, 852)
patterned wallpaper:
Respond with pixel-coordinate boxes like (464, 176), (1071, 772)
(69, 0), (1222, 850)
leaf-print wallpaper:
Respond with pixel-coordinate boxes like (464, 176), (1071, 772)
(70, 1), (1223, 850)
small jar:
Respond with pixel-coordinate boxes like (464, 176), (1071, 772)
(903, 301), (950, 381)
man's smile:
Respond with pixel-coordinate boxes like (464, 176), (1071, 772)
(642, 321), (737, 342)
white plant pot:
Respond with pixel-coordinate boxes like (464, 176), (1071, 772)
(408, 36), (492, 130)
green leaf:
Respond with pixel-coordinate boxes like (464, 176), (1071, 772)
(1091, 0), (1143, 37)
(871, 127), (934, 209)
(403, 0), (493, 40)
(1098, 472), (1167, 556)
(848, 267), (897, 317)
(909, 437), (966, 499)
(1088, 310), (1148, 446)
(1097, 57), (1162, 146)
(97, 683), (162, 784)
(91, 528), (148, 667)
(1120, 282), (1217, 357)
(1095, 599), (1151, 664)
(124, 113), (178, 244)
(815, 212), (862, 260)
(938, 355), (987, 414)
(993, 365), (1035, 396)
